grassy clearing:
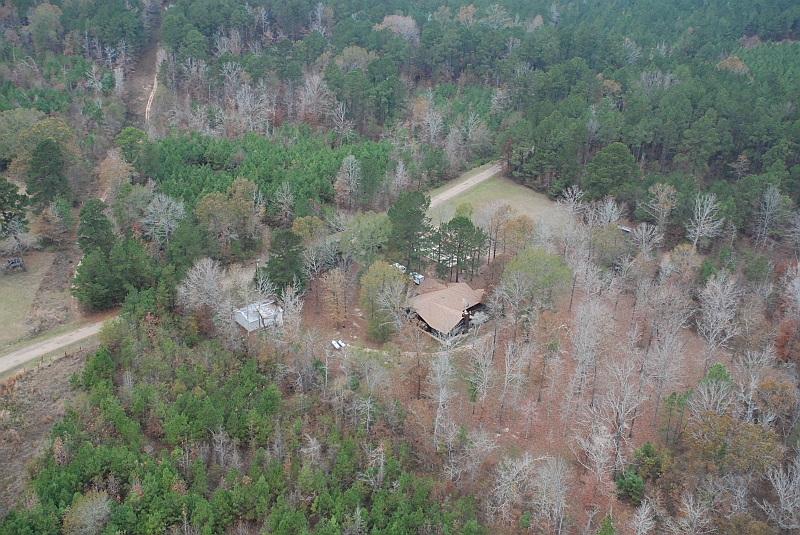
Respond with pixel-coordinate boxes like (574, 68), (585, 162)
(425, 161), (496, 198)
(0, 251), (54, 346)
(428, 175), (566, 228)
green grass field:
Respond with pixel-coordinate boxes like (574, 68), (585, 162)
(428, 175), (566, 228)
(0, 251), (54, 347)
(425, 161), (496, 198)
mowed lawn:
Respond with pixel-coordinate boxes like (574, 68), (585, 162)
(426, 161), (497, 199)
(0, 251), (54, 347)
(428, 174), (567, 229)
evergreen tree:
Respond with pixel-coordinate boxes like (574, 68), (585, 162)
(436, 216), (486, 282)
(25, 138), (69, 210)
(110, 236), (152, 293)
(581, 142), (641, 201)
(596, 514), (615, 535)
(264, 230), (305, 293)
(387, 190), (431, 270)
(78, 199), (116, 256)
(72, 250), (119, 310)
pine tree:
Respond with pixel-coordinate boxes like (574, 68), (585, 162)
(25, 138), (69, 210)
(78, 199), (116, 256)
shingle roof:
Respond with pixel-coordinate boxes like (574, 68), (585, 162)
(410, 282), (484, 334)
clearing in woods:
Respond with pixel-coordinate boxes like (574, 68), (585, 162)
(428, 173), (567, 229)
(0, 251), (54, 346)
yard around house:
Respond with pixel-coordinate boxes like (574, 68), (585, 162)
(427, 173), (568, 230)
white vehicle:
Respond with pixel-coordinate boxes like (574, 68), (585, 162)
(409, 272), (424, 285)
(393, 262), (407, 273)
(331, 340), (341, 349)
(338, 340), (346, 348)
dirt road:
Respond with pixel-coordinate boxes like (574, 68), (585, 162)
(429, 163), (502, 209)
(0, 321), (106, 376)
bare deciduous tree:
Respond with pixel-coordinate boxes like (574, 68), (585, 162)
(303, 239), (337, 314)
(623, 36), (641, 64)
(280, 282), (305, 343)
(728, 154), (750, 180)
(666, 493), (714, 535)
(569, 297), (607, 404)
(594, 337), (644, 476)
(697, 272), (740, 372)
(444, 429), (496, 483)
(532, 456), (570, 534)
(782, 265), (800, 319)
(649, 328), (686, 426)
(463, 112), (490, 158)
(630, 222), (663, 261)
(630, 499), (656, 535)
(334, 154), (362, 210)
(297, 73), (330, 125)
(557, 185), (585, 215)
(500, 270), (533, 340)
(322, 268), (346, 327)
(422, 109), (444, 146)
(376, 279), (413, 333)
(61, 490), (111, 535)
(753, 184), (786, 248)
(177, 258), (225, 313)
(574, 420), (613, 499)
(786, 211), (800, 258)
(760, 457), (800, 532)
(497, 341), (526, 432)
(142, 193), (185, 247)
(687, 192), (725, 250)
(428, 351), (456, 451)
(373, 14), (420, 45)
(586, 197), (624, 229)
(309, 2), (331, 36)
(444, 128), (465, 173)
(468, 337), (496, 423)
(640, 183), (677, 232)
(211, 425), (234, 468)
(488, 453), (544, 523)
(389, 160), (410, 199)
(734, 346), (775, 424)
(689, 375), (733, 417)
(274, 182), (295, 227)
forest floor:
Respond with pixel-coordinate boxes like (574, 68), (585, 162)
(384, 282), (709, 532)
(0, 345), (92, 518)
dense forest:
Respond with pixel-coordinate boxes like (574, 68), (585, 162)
(1, 0), (800, 533)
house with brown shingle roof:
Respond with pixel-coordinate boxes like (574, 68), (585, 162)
(410, 281), (484, 336)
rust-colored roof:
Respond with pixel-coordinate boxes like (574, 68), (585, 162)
(411, 282), (484, 334)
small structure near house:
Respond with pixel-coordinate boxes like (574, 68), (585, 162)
(410, 281), (484, 336)
(1, 257), (26, 274)
(409, 271), (424, 285)
(235, 301), (283, 332)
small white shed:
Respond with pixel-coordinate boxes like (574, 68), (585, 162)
(235, 301), (284, 332)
